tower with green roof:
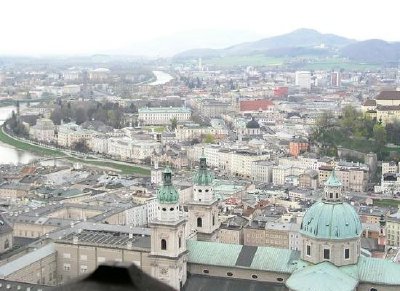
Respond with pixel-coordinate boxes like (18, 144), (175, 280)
(300, 169), (362, 266)
(188, 152), (220, 242)
(149, 167), (188, 290)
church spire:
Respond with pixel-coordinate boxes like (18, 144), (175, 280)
(324, 169), (343, 203)
(193, 150), (214, 186)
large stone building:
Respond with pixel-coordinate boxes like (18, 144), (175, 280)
(138, 107), (191, 125)
(29, 118), (55, 143)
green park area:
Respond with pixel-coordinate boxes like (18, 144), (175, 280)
(373, 198), (400, 207)
(310, 106), (400, 160)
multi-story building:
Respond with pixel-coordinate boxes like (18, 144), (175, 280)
(29, 118), (55, 143)
(318, 164), (368, 192)
(57, 124), (93, 148)
(295, 71), (312, 90)
(289, 139), (309, 157)
(175, 123), (228, 142)
(382, 161), (398, 175)
(107, 137), (161, 161)
(386, 210), (400, 247)
(251, 160), (274, 183)
(138, 107), (191, 125)
(239, 99), (274, 115)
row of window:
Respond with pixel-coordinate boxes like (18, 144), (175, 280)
(306, 245), (350, 260)
(202, 269), (284, 282)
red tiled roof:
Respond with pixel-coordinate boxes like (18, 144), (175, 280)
(376, 91), (400, 100)
(240, 99), (273, 112)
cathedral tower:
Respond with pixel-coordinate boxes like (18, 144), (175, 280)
(149, 167), (187, 290)
(188, 152), (220, 241)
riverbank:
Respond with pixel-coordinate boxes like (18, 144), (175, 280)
(0, 126), (150, 176)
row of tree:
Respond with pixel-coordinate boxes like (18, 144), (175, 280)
(50, 101), (133, 128)
(310, 105), (388, 158)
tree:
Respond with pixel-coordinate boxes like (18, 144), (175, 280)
(203, 133), (215, 144)
(72, 140), (89, 153)
(373, 123), (387, 155)
(50, 108), (62, 125)
(170, 117), (178, 130)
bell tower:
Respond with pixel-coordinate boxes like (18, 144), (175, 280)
(188, 151), (220, 241)
(323, 169), (342, 202)
(149, 167), (187, 290)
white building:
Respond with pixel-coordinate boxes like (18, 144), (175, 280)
(295, 71), (312, 90)
(138, 107), (191, 125)
(107, 137), (161, 161)
(251, 160), (275, 183)
(29, 118), (55, 143)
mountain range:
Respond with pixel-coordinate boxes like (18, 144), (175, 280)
(173, 28), (400, 64)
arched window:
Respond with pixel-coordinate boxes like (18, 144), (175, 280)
(4, 239), (9, 250)
(212, 215), (215, 226)
(161, 239), (167, 250)
(179, 237), (182, 248)
(197, 217), (203, 227)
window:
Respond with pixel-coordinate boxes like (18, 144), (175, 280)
(329, 193), (333, 199)
(323, 249), (330, 260)
(63, 253), (71, 259)
(179, 237), (182, 248)
(63, 264), (71, 271)
(203, 269), (209, 274)
(306, 245), (311, 256)
(227, 272), (233, 277)
(197, 217), (203, 227)
(212, 215), (215, 226)
(170, 207), (174, 211)
(80, 255), (87, 261)
(80, 265), (88, 273)
(345, 248), (350, 259)
(98, 257), (105, 263)
(370, 288), (378, 291)
(251, 274), (258, 279)
(277, 278), (284, 282)
(161, 239), (167, 250)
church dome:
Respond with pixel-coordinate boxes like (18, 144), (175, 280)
(193, 156), (214, 186)
(246, 117), (260, 129)
(300, 201), (362, 240)
(157, 167), (179, 204)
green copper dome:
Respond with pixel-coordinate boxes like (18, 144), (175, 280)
(157, 167), (179, 204)
(300, 201), (362, 240)
(193, 156), (214, 186)
(325, 169), (342, 187)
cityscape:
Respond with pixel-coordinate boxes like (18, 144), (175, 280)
(0, 1), (400, 291)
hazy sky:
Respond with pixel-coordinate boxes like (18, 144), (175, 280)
(0, 0), (398, 55)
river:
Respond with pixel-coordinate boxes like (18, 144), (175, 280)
(0, 105), (66, 166)
(148, 71), (173, 85)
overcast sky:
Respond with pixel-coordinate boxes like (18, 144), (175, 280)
(0, 0), (398, 55)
